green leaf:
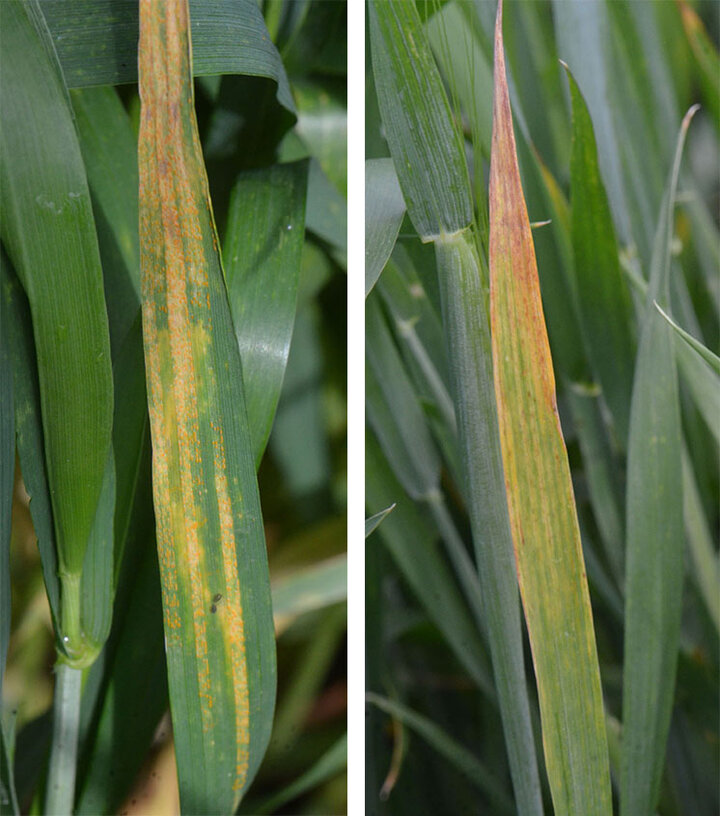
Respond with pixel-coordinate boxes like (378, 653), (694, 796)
(365, 159), (405, 296)
(304, 158), (347, 256)
(71, 86), (140, 304)
(365, 505), (396, 539)
(366, 693), (514, 816)
(39, 0), (295, 116)
(366, 296), (439, 501)
(75, 537), (167, 815)
(269, 302), (331, 500)
(552, 0), (630, 246)
(0, 0), (114, 665)
(621, 106), (698, 816)
(377, 258), (459, 486)
(223, 160), (308, 466)
(426, 1), (494, 159)
(489, 4), (611, 813)
(294, 78), (347, 196)
(138, 0), (275, 809)
(682, 448), (720, 634)
(656, 301), (720, 375)
(271, 555), (347, 635)
(369, 0), (472, 240)
(565, 64), (636, 448)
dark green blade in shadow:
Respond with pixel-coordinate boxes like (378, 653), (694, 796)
(566, 65), (636, 449)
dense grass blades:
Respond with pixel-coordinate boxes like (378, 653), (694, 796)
(366, 1), (717, 814)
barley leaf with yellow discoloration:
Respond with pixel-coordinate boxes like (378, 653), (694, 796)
(138, 0), (275, 811)
(489, 2), (611, 814)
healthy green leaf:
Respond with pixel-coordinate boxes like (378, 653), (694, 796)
(621, 106), (698, 816)
(0, 0), (114, 665)
(271, 555), (347, 635)
(71, 86), (140, 304)
(656, 301), (720, 375)
(364, 505), (396, 539)
(377, 253), (454, 435)
(268, 302), (332, 500)
(223, 160), (308, 466)
(369, 0), (472, 240)
(552, 0), (630, 245)
(138, 0), (275, 809)
(489, 4), (611, 813)
(39, 0), (295, 116)
(365, 159), (406, 296)
(565, 64), (636, 447)
(366, 296), (439, 501)
(75, 538), (168, 816)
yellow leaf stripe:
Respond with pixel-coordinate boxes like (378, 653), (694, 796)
(138, 0), (274, 806)
(488, 2), (611, 814)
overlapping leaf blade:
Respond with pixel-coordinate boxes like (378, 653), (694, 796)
(223, 160), (308, 466)
(566, 65), (636, 448)
(40, 0), (295, 118)
(365, 159), (406, 296)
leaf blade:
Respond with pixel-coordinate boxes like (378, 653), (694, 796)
(223, 160), (308, 467)
(0, 0), (114, 663)
(489, 4), (611, 814)
(138, 0), (275, 809)
(566, 64), (636, 447)
(620, 106), (698, 816)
